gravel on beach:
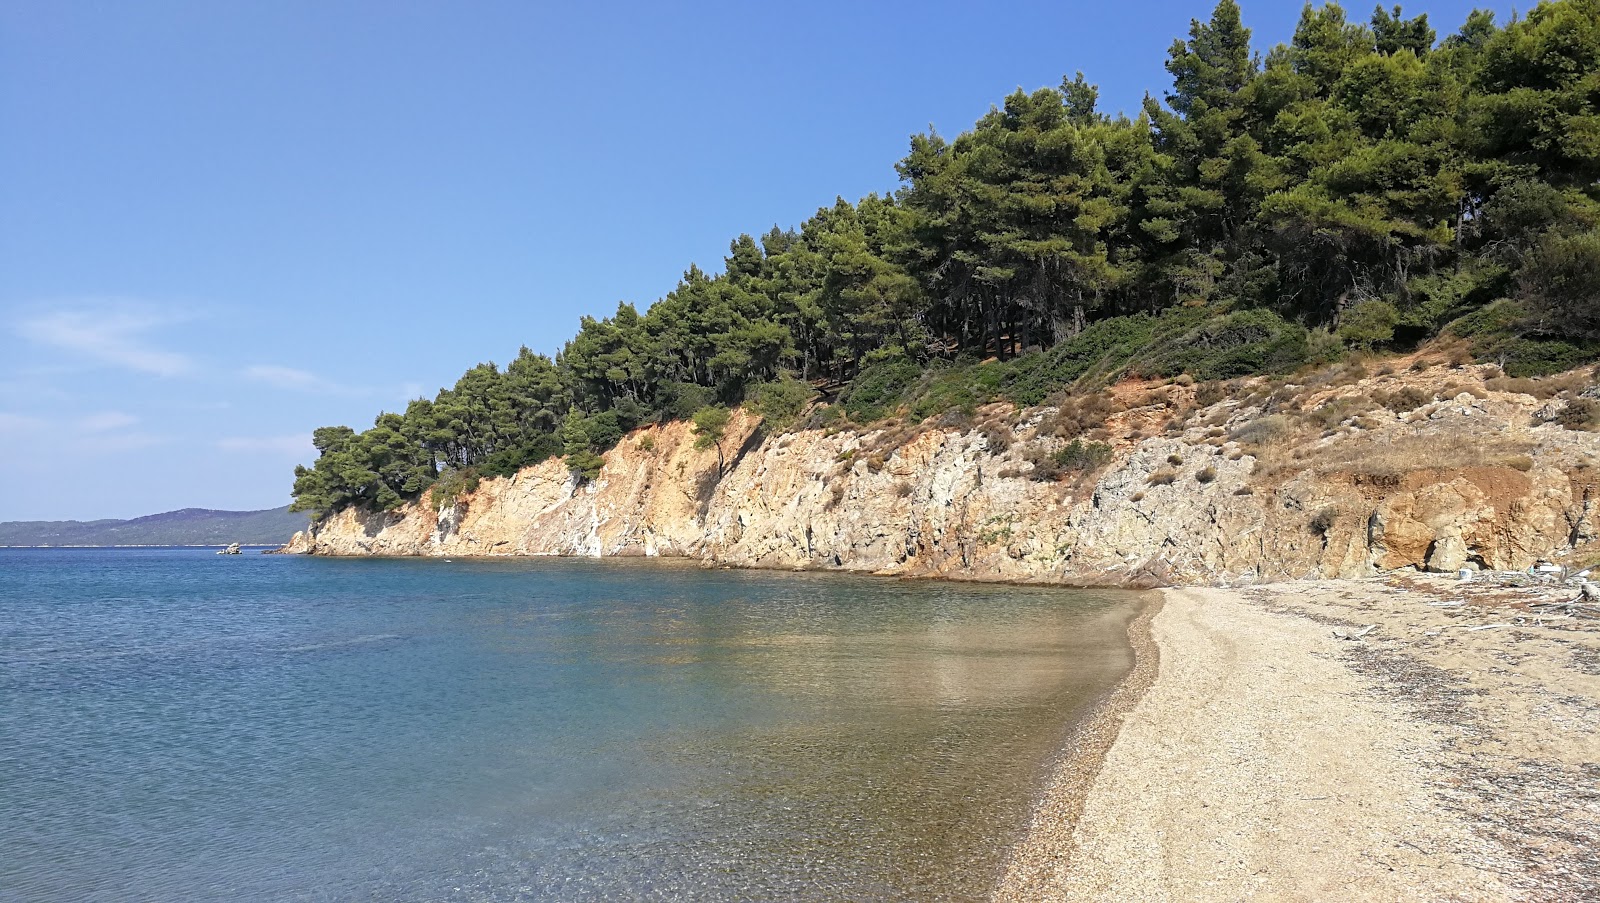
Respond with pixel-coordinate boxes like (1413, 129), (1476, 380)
(995, 577), (1600, 902)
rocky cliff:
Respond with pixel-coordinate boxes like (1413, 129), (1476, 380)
(283, 362), (1600, 585)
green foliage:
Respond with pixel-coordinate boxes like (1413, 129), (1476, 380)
(1337, 300), (1400, 348)
(292, 0), (1600, 518)
(428, 467), (481, 511)
(1054, 439), (1113, 471)
(1447, 298), (1600, 376)
(691, 406), (731, 450)
(657, 382), (718, 422)
(843, 358), (921, 422)
(565, 450), (606, 482)
(1520, 228), (1600, 342)
(479, 434), (563, 479)
(749, 377), (815, 431)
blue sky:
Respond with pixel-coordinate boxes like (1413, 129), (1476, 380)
(1, 0), (1510, 520)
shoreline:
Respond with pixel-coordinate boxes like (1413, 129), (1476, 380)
(996, 578), (1600, 901)
(994, 592), (1164, 900)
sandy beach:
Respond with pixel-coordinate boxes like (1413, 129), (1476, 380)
(998, 577), (1600, 902)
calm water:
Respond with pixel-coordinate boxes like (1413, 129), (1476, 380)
(0, 548), (1138, 901)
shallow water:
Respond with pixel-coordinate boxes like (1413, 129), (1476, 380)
(0, 548), (1138, 901)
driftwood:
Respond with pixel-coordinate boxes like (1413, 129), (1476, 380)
(1332, 624), (1378, 640)
(1529, 598), (1600, 620)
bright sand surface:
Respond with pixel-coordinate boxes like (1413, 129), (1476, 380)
(997, 578), (1600, 902)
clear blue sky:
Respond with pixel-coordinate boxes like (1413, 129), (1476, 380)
(1, 0), (1510, 520)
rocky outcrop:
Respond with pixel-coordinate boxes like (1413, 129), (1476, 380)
(283, 366), (1600, 585)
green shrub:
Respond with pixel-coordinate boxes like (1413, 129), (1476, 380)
(1520, 228), (1600, 343)
(692, 406), (731, 450)
(750, 377), (815, 431)
(1054, 439), (1112, 471)
(905, 363), (986, 421)
(1137, 309), (1312, 381)
(843, 357), (921, 422)
(1445, 298), (1600, 377)
(659, 381), (718, 422)
(428, 467), (481, 510)
(565, 450), (606, 481)
(479, 433), (563, 478)
(1337, 300), (1400, 348)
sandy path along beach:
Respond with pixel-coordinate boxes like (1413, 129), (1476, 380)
(996, 577), (1600, 902)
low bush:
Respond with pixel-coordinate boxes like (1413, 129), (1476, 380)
(1375, 386), (1428, 412)
(843, 357), (921, 423)
(1556, 398), (1600, 431)
(1055, 439), (1113, 471)
(750, 377), (815, 432)
(1027, 439), (1113, 481)
(980, 423), (1013, 453)
(428, 467), (481, 510)
(1230, 414), (1295, 446)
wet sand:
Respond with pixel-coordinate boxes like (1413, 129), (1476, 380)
(996, 578), (1600, 902)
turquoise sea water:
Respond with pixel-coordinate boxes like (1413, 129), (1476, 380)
(0, 548), (1137, 901)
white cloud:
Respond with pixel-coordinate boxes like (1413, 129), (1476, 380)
(242, 364), (368, 397)
(0, 410), (164, 453)
(243, 364), (321, 390)
(216, 434), (314, 457)
(14, 306), (193, 376)
(74, 432), (166, 453)
(0, 412), (46, 438)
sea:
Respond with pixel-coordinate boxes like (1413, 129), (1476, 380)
(0, 547), (1138, 902)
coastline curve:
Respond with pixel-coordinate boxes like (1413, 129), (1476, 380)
(991, 590), (1165, 901)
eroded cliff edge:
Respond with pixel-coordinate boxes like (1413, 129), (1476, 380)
(283, 363), (1600, 585)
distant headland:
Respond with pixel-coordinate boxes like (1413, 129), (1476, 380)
(0, 507), (310, 548)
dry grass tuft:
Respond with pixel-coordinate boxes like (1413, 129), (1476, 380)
(1555, 398), (1600, 431)
(1230, 414), (1296, 447)
(1307, 434), (1538, 477)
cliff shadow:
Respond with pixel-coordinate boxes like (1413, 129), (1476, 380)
(695, 425), (770, 519)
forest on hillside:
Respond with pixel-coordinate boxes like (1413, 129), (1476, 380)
(291, 0), (1600, 517)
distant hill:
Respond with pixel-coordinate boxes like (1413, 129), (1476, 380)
(0, 506), (311, 547)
